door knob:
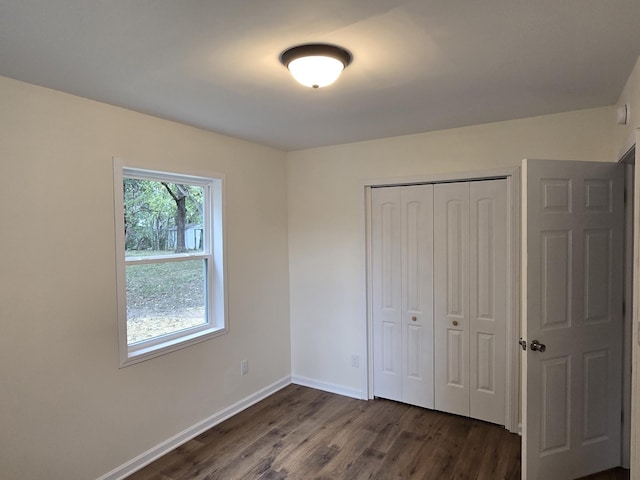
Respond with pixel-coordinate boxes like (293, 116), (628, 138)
(452, 320), (458, 326)
(411, 316), (417, 321)
(530, 340), (546, 352)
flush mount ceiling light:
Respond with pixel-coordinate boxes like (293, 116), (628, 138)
(280, 44), (352, 89)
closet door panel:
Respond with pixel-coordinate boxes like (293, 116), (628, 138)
(401, 185), (434, 408)
(434, 182), (470, 416)
(372, 187), (402, 401)
(469, 179), (507, 424)
(373, 179), (507, 424)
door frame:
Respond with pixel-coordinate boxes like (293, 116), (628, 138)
(630, 130), (640, 476)
(616, 130), (637, 473)
(620, 146), (635, 469)
(363, 167), (521, 433)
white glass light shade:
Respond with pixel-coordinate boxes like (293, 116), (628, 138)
(280, 44), (352, 89)
(287, 55), (345, 88)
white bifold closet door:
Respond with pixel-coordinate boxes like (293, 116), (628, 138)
(371, 184), (434, 409)
(434, 179), (507, 424)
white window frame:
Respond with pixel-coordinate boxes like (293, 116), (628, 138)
(113, 158), (227, 367)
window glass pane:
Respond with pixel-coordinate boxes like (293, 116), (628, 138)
(126, 259), (206, 345)
(123, 178), (205, 258)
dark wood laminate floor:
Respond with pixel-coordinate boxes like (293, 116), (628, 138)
(126, 384), (628, 480)
(576, 468), (629, 480)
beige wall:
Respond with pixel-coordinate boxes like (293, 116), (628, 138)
(615, 56), (640, 159)
(0, 76), (291, 480)
(287, 107), (616, 397)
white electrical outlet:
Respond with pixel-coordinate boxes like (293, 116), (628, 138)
(351, 354), (360, 368)
(241, 359), (249, 375)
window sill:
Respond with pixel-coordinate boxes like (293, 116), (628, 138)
(120, 325), (228, 368)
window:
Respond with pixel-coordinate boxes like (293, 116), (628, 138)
(114, 160), (226, 366)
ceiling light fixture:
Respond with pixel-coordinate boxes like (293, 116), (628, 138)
(280, 44), (352, 89)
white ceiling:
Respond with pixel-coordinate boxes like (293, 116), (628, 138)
(1, 0), (639, 151)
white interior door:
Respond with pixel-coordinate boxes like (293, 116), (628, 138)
(434, 182), (471, 416)
(401, 185), (435, 408)
(372, 187), (402, 402)
(522, 159), (624, 479)
(434, 180), (508, 422)
(469, 179), (507, 424)
(372, 185), (434, 408)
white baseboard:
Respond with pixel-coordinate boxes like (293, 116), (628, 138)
(291, 374), (366, 400)
(97, 376), (291, 480)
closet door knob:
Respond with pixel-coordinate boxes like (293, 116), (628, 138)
(411, 316), (417, 321)
(452, 320), (458, 326)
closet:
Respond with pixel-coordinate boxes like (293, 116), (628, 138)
(371, 179), (507, 425)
